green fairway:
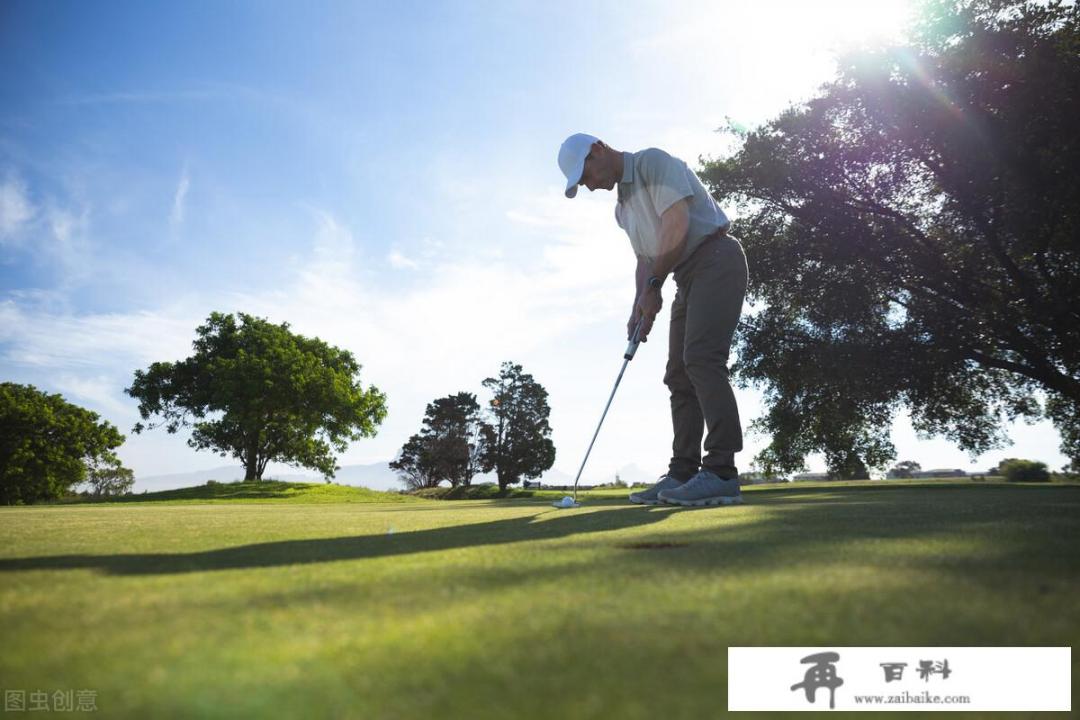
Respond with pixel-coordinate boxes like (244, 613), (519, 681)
(1, 480), (1077, 719)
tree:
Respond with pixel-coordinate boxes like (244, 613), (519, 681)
(999, 458), (1050, 482)
(833, 452), (870, 480)
(392, 392), (496, 489)
(701, 0), (1080, 476)
(389, 433), (441, 491)
(83, 457), (135, 498)
(126, 311), (387, 481)
(0, 383), (128, 504)
(427, 392), (495, 486)
(989, 457), (1014, 475)
(890, 460), (923, 478)
(481, 362), (556, 490)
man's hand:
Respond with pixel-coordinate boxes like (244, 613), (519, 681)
(630, 287), (663, 342)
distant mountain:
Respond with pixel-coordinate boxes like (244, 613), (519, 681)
(325, 462), (401, 491)
(613, 463), (659, 487)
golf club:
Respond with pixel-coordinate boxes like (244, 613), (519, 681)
(553, 316), (646, 509)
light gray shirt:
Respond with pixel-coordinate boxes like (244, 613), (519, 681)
(614, 148), (730, 269)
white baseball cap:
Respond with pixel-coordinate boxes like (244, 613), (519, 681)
(558, 133), (599, 198)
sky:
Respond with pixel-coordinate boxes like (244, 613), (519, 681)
(0, 0), (1069, 489)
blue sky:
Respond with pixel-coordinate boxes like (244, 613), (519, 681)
(1, 0), (1068, 486)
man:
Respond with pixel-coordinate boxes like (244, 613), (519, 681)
(558, 133), (749, 507)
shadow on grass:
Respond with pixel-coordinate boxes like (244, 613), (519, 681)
(2, 484), (1078, 578)
(0, 504), (681, 576)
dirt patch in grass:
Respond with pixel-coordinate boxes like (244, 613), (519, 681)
(616, 542), (689, 550)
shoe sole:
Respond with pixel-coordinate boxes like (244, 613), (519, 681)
(628, 495), (662, 505)
(659, 494), (744, 507)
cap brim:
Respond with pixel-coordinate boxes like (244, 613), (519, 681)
(564, 157), (585, 198)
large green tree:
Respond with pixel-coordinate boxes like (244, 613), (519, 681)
(701, 0), (1080, 475)
(0, 383), (128, 504)
(481, 362), (555, 490)
(126, 311), (387, 481)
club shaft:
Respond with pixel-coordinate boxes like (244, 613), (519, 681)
(570, 318), (644, 502)
(572, 356), (631, 500)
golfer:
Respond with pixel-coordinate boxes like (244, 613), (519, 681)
(558, 133), (749, 506)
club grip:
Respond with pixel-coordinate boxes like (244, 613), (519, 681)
(624, 319), (644, 360)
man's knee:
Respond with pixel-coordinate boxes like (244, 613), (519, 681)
(664, 358), (694, 391)
(683, 347), (732, 376)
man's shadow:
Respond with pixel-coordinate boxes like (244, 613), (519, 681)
(0, 501), (681, 576)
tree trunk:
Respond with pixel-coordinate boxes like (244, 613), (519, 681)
(244, 436), (259, 481)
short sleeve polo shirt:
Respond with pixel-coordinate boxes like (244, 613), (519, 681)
(614, 148), (730, 269)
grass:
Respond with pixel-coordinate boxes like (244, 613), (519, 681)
(1, 479), (1078, 719)
(61, 480), (421, 505)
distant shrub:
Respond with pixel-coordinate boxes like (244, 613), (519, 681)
(1000, 459), (1050, 483)
(206, 479), (220, 487)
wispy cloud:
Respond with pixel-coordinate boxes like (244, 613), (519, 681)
(170, 163), (190, 227)
(0, 196), (649, 476)
(43, 203), (95, 287)
(387, 250), (418, 269)
(0, 300), (196, 370)
(0, 171), (35, 244)
(53, 372), (136, 418)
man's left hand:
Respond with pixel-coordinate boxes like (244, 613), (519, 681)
(633, 287), (663, 342)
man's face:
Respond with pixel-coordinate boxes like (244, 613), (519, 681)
(578, 144), (616, 192)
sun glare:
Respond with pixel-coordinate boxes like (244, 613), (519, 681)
(823, 0), (916, 48)
(684, 0), (921, 119)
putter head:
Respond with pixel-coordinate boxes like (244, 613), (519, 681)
(552, 495), (580, 508)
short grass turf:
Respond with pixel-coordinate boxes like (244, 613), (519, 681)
(1, 480), (1078, 719)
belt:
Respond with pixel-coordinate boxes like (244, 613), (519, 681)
(694, 226), (728, 252)
(673, 228), (726, 276)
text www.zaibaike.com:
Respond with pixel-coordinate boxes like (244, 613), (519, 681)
(853, 691), (972, 705)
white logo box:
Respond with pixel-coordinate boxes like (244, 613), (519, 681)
(728, 646), (1071, 712)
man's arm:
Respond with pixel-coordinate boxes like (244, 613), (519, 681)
(647, 198), (691, 285)
(635, 254), (650, 296)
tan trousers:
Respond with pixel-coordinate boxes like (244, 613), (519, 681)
(664, 232), (749, 480)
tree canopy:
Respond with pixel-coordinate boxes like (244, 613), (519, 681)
(1, 382), (128, 504)
(126, 311), (387, 481)
(390, 392), (495, 489)
(392, 365), (555, 491)
(701, 0), (1080, 475)
(481, 362), (555, 490)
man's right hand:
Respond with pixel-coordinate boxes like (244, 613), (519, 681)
(628, 293), (660, 342)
